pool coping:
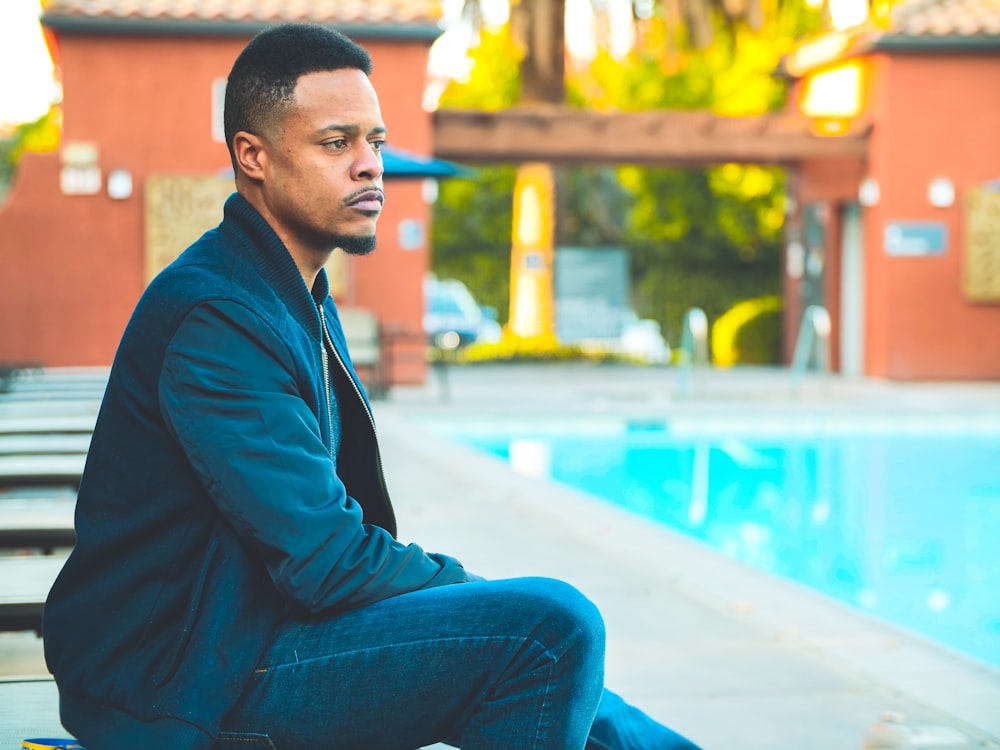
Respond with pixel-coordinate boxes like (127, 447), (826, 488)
(410, 409), (1000, 437)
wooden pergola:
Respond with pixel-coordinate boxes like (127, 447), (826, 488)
(432, 106), (870, 167)
(430, 0), (870, 168)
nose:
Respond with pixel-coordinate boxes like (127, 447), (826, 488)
(354, 142), (384, 181)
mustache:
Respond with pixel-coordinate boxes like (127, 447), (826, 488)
(342, 186), (385, 206)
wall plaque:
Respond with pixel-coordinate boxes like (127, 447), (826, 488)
(884, 221), (948, 256)
(964, 185), (1000, 302)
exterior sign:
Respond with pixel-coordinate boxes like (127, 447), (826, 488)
(884, 221), (948, 256)
(554, 247), (629, 344)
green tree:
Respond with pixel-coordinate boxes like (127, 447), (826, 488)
(0, 108), (61, 201)
(0, 135), (17, 198)
(437, 25), (522, 111)
(554, 166), (631, 248)
(618, 160), (787, 343)
(569, 0), (822, 114)
(433, 0), (825, 346)
(432, 165), (517, 321)
(617, 165), (783, 343)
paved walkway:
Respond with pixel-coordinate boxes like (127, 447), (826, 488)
(3, 363), (999, 749)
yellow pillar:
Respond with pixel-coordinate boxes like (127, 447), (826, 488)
(508, 163), (556, 343)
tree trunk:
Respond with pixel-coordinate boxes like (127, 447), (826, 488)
(512, 0), (566, 104)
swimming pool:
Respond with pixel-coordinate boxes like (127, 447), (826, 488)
(427, 417), (1000, 671)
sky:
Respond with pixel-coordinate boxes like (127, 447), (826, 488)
(0, 0), (59, 130)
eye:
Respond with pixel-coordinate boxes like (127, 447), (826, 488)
(370, 139), (385, 153)
(323, 138), (348, 150)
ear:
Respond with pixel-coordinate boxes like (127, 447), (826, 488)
(232, 131), (268, 182)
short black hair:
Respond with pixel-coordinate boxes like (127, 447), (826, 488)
(224, 23), (373, 169)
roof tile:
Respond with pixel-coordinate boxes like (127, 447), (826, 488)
(889, 0), (1000, 37)
(42, 0), (443, 26)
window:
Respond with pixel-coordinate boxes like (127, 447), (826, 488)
(211, 78), (226, 143)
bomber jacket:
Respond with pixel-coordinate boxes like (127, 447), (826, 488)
(42, 193), (471, 749)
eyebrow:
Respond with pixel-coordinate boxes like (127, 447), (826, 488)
(319, 124), (387, 138)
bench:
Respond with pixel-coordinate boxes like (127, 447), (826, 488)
(1, 369), (104, 400)
(0, 388), (104, 403)
(4, 366), (107, 385)
(0, 401), (101, 418)
(0, 362), (45, 394)
(0, 434), (91, 456)
(0, 455), (86, 490)
(0, 555), (66, 634)
(3, 374), (106, 389)
(339, 306), (387, 399)
(0, 491), (76, 551)
(0, 416), (97, 436)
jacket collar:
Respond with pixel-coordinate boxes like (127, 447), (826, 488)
(222, 192), (330, 335)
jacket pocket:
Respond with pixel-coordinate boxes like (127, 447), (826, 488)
(214, 731), (278, 749)
(152, 536), (220, 687)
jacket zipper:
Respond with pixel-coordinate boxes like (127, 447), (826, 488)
(318, 305), (394, 523)
(318, 306), (334, 459)
(319, 305), (376, 435)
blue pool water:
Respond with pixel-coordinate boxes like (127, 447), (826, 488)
(434, 420), (1000, 670)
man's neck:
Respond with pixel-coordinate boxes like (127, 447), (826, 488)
(237, 185), (331, 290)
(295, 249), (332, 293)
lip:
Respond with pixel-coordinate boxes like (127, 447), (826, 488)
(346, 189), (384, 213)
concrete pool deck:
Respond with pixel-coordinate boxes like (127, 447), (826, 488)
(2, 363), (999, 748)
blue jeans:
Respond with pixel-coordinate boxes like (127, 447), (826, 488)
(216, 577), (701, 750)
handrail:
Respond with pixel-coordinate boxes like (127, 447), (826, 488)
(791, 305), (831, 390)
(676, 307), (709, 397)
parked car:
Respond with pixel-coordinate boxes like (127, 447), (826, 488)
(423, 276), (501, 349)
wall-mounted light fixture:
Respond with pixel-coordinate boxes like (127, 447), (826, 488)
(927, 177), (955, 208)
(799, 60), (865, 136)
(107, 169), (133, 200)
(60, 141), (101, 196)
(859, 177), (880, 207)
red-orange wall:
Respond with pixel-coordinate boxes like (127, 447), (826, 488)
(793, 49), (1000, 380)
(359, 40), (435, 384)
(862, 51), (1000, 379)
(0, 30), (433, 383)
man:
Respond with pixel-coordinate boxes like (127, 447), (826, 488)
(43, 23), (702, 750)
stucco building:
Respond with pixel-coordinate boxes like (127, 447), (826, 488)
(781, 0), (1000, 379)
(0, 0), (440, 384)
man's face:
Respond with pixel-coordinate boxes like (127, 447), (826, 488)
(260, 68), (386, 259)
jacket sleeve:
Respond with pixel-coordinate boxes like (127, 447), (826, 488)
(159, 299), (471, 614)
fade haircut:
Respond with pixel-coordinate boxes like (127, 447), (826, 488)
(224, 23), (373, 171)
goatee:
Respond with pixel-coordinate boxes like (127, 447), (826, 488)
(335, 233), (377, 257)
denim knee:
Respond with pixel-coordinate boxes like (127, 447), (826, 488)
(513, 577), (606, 669)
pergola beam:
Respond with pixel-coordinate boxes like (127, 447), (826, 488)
(432, 107), (869, 167)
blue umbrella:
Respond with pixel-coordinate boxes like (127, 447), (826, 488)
(381, 144), (470, 179)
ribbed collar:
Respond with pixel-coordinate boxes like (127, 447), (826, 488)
(223, 192), (331, 336)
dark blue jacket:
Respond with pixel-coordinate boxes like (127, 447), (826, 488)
(42, 193), (470, 749)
